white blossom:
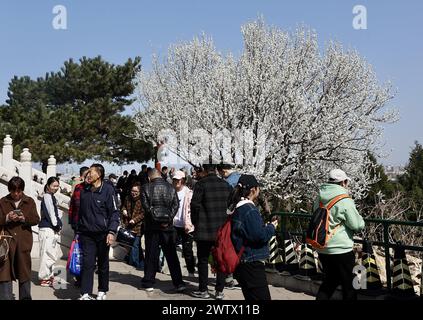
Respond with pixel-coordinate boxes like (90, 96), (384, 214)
(133, 17), (397, 202)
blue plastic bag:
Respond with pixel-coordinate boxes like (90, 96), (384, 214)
(67, 236), (82, 276)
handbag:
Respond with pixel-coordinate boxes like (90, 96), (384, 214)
(0, 228), (12, 265)
(116, 226), (136, 247)
(66, 235), (82, 276)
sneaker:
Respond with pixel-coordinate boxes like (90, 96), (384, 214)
(215, 291), (225, 300)
(145, 287), (154, 292)
(79, 293), (95, 300)
(191, 290), (210, 299)
(96, 292), (107, 300)
(175, 284), (186, 293)
(40, 279), (52, 287)
(225, 280), (241, 290)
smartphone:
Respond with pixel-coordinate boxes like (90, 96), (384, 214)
(13, 209), (23, 216)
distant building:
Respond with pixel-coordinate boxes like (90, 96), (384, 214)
(384, 165), (405, 182)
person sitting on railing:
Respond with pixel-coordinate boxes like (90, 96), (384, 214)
(314, 169), (365, 300)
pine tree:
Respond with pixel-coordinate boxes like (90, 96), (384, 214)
(0, 56), (153, 169)
(361, 153), (400, 210)
(398, 141), (423, 212)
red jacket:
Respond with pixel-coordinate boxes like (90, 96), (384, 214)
(68, 182), (85, 230)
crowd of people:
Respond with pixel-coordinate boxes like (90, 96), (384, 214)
(0, 162), (364, 301)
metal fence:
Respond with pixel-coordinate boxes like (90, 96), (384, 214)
(272, 212), (423, 291)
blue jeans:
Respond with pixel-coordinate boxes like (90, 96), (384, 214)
(128, 236), (144, 269)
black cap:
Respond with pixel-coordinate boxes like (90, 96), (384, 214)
(238, 174), (262, 189)
(218, 163), (235, 170)
(202, 163), (217, 172)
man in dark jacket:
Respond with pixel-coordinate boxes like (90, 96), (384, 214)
(77, 163), (120, 300)
(140, 169), (185, 292)
(138, 164), (149, 186)
(190, 164), (232, 300)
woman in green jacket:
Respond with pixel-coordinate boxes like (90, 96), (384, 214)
(314, 169), (365, 300)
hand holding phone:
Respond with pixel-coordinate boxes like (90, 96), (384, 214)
(13, 209), (23, 216)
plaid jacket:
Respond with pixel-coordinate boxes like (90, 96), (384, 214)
(190, 173), (232, 241)
(68, 182), (85, 230)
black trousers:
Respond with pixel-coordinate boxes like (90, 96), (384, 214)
(80, 232), (110, 295)
(234, 261), (271, 301)
(196, 240), (225, 292)
(316, 251), (357, 300)
(0, 281), (31, 300)
(175, 227), (196, 274)
(142, 229), (184, 288)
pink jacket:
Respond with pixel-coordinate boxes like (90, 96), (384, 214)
(181, 186), (194, 233)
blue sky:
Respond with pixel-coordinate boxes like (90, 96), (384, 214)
(0, 0), (422, 168)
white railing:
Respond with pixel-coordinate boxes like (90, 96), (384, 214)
(0, 135), (123, 260)
(0, 166), (17, 182)
(32, 167), (47, 184)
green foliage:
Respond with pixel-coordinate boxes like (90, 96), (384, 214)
(362, 153), (401, 209)
(0, 56), (154, 167)
(398, 141), (423, 210)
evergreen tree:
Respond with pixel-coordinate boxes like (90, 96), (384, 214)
(398, 141), (423, 210)
(363, 153), (399, 208)
(0, 56), (153, 170)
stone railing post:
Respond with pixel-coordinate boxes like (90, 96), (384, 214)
(46, 155), (57, 179)
(20, 148), (33, 197)
(2, 135), (14, 173)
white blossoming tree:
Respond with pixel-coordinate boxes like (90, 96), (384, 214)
(133, 17), (397, 201)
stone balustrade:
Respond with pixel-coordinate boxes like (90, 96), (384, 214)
(0, 135), (122, 261)
(0, 135), (71, 259)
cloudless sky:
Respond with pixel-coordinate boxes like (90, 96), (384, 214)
(0, 0), (422, 168)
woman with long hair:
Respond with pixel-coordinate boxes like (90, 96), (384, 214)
(38, 176), (62, 287)
(228, 174), (277, 301)
(121, 182), (145, 269)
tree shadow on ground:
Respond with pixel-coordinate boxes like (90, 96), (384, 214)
(53, 270), (80, 300)
(52, 285), (80, 300)
(109, 270), (142, 289)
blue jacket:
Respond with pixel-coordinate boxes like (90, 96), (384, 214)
(225, 172), (241, 188)
(231, 200), (275, 263)
(77, 181), (120, 234)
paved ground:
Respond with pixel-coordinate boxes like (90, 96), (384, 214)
(13, 246), (314, 300)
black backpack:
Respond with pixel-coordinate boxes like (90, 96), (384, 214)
(306, 194), (349, 249)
